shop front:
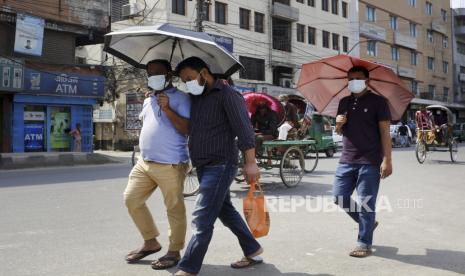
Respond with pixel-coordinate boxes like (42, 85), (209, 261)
(12, 66), (105, 153)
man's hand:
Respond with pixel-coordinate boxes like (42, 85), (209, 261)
(243, 162), (260, 184)
(380, 158), (393, 179)
(157, 92), (170, 112)
(335, 114), (347, 134)
(145, 91), (153, 98)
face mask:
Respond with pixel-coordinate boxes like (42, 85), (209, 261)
(348, 79), (367, 94)
(148, 75), (168, 91)
(185, 73), (206, 95)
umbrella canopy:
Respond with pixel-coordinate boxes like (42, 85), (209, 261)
(104, 23), (243, 77)
(243, 92), (286, 124)
(297, 54), (414, 121)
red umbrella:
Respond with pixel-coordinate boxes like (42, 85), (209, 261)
(242, 92), (285, 123)
(297, 54), (414, 121)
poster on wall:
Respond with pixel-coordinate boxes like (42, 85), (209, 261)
(0, 57), (24, 91)
(50, 111), (71, 150)
(14, 13), (45, 56)
(24, 123), (45, 151)
(125, 93), (144, 131)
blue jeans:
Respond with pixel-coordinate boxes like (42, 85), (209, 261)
(333, 163), (381, 247)
(178, 163), (261, 274)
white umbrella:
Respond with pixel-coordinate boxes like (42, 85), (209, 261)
(104, 23), (243, 77)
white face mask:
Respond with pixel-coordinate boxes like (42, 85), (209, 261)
(185, 73), (206, 95)
(148, 75), (168, 91)
(348, 79), (367, 94)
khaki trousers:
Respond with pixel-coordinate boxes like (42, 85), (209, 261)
(124, 160), (188, 251)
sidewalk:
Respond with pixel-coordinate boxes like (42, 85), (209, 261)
(0, 151), (126, 170)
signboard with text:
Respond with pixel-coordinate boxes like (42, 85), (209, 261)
(125, 93), (144, 131)
(24, 68), (105, 97)
(0, 57), (23, 91)
(14, 13), (45, 56)
(208, 34), (234, 53)
(24, 123), (44, 151)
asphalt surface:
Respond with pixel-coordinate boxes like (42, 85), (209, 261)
(1, 147), (465, 276)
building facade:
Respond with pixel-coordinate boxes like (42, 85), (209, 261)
(0, 1), (110, 153)
(357, 0), (465, 121)
(452, 8), (465, 122)
(84, 0), (360, 149)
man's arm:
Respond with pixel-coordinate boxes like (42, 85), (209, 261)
(158, 93), (189, 135)
(379, 120), (393, 179)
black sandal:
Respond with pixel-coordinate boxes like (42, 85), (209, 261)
(151, 255), (180, 270)
(125, 247), (162, 263)
(231, 256), (263, 269)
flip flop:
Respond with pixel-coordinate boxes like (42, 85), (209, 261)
(151, 255), (180, 270)
(125, 247), (162, 263)
(231, 256), (264, 269)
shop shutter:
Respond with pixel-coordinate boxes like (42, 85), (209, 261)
(72, 105), (93, 152)
(12, 103), (25, 152)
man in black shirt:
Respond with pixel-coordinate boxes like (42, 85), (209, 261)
(398, 123), (409, 147)
(251, 102), (279, 162)
(174, 57), (263, 276)
(334, 66), (392, 258)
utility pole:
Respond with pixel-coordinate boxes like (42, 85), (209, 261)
(195, 0), (205, 32)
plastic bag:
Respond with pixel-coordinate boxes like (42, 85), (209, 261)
(243, 182), (270, 238)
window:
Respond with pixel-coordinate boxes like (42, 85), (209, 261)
(443, 87), (449, 102)
(239, 56), (265, 81)
(254, 12), (264, 33)
(411, 80), (419, 95)
(343, 36), (349, 52)
(297, 24), (305, 42)
(342, 1), (348, 18)
(443, 61), (449, 73)
(308, 0), (315, 7)
(297, 0), (304, 3)
(427, 57), (435, 71)
(367, 41), (377, 56)
(308, 27), (316, 45)
(428, 85), (436, 98)
(391, 47), (400, 61)
(322, 30), (330, 48)
(239, 8), (250, 30)
(410, 50), (417, 66)
(427, 30), (433, 43)
(322, 0), (329, 12)
(272, 18), (292, 52)
(332, 33), (339, 50)
(408, 0), (416, 7)
(410, 22), (417, 37)
(204, 2), (210, 21)
(443, 35), (448, 48)
(458, 42), (465, 55)
(172, 0), (186, 15)
(441, 9), (447, 22)
(366, 6), (376, 22)
(390, 15), (398, 30)
(332, 0), (339, 15)
(215, 2), (227, 25)
(425, 1), (432, 15)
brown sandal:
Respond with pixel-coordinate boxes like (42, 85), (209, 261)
(151, 255), (180, 270)
(125, 247), (162, 263)
(231, 256), (263, 269)
(349, 247), (372, 258)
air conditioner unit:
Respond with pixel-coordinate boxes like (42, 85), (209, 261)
(279, 78), (293, 88)
(122, 3), (141, 18)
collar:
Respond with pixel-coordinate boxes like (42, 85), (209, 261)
(350, 90), (372, 100)
(203, 78), (223, 96)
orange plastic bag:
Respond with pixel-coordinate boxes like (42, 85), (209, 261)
(243, 182), (270, 238)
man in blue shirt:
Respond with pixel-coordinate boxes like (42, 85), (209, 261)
(124, 60), (191, 270)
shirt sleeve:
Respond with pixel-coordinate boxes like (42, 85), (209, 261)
(222, 89), (255, 152)
(337, 97), (348, 115)
(377, 97), (391, 122)
(138, 97), (151, 120)
(173, 91), (191, 119)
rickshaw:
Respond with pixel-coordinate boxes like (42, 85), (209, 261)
(235, 93), (319, 188)
(416, 105), (459, 163)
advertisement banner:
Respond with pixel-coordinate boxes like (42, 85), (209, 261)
(24, 123), (44, 151)
(14, 13), (45, 56)
(125, 93), (144, 131)
(208, 34), (234, 53)
(24, 68), (105, 97)
(0, 57), (23, 91)
(50, 111), (71, 149)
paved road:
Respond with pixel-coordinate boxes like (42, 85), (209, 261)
(1, 147), (465, 276)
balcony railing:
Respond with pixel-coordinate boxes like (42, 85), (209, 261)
(272, 2), (299, 22)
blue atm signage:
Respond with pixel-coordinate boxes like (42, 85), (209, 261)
(24, 68), (105, 97)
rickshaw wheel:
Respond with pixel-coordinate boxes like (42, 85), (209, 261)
(416, 141), (427, 164)
(304, 144), (319, 173)
(280, 147), (305, 188)
(450, 139), (459, 163)
(183, 167), (200, 197)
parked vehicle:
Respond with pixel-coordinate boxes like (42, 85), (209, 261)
(453, 123), (465, 143)
(390, 124), (413, 147)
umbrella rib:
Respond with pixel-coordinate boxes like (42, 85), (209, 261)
(138, 37), (172, 65)
(186, 40), (215, 58)
(319, 85), (348, 113)
(369, 78), (407, 86)
(297, 76), (347, 88)
(321, 62), (348, 74)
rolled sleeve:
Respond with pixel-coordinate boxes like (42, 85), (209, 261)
(223, 90), (255, 151)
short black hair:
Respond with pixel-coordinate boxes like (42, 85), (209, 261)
(175, 56), (212, 75)
(348, 66), (369, 78)
(146, 59), (172, 72)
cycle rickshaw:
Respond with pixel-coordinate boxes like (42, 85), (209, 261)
(416, 105), (459, 163)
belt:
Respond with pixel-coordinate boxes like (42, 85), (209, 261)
(143, 160), (184, 166)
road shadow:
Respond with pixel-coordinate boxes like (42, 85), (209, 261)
(198, 264), (333, 276)
(374, 245), (465, 275)
(0, 163), (132, 188)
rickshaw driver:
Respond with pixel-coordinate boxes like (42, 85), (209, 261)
(251, 102), (279, 164)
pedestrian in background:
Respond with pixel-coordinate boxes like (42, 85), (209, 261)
(69, 123), (81, 152)
(124, 59), (191, 270)
(334, 66), (392, 258)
